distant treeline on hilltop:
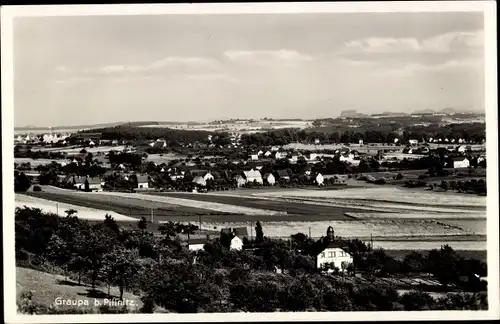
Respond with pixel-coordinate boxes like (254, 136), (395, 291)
(77, 121), (486, 145)
(79, 126), (214, 143)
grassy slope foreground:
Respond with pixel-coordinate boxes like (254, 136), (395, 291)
(16, 267), (143, 312)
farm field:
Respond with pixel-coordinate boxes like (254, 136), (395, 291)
(15, 158), (66, 167)
(22, 191), (242, 222)
(145, 153), (186, 164)
(37, 145), (127, 154)
(15, 194), (136, 221)
(257, 187), (486, 209)
(174, 219), (480, 241)
(385, 250), (487, 262)
(149, 192), (363, 218)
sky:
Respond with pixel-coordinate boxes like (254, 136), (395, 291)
(13, 12), (485, 127)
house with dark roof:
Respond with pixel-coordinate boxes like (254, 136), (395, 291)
(187, 238), (208, 251)
(220, 227), (249, 250)
(276, 170), (290, 181)
(71, 176), (102, 192)
(313, 226), (353, 273)
(136, 174), (149, 189)
(450, 156), (470, 168)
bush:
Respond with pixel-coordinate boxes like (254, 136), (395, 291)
(33, 185), (42, 192)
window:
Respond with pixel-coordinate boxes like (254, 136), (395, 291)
(320, 252), (325, 258)
(328, 252), (335, 257)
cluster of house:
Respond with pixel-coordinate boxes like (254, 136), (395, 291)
(248, 147), (362, 166)
(60, 173), (150, 192)
(187, 226), (354, 273)
(15, 133), (72, 145)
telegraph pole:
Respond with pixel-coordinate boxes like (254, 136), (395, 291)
(199, 215), (202, 230)
(150, 207), (154, 223)
(250, 221), (253, 242)
(309, 227), (311, 238)
(56, 203), (59, 216)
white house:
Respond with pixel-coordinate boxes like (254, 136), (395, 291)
(309, 153), (320, 161)
(170, 171), (185, 181)
(275, 151), (287, 160)
(234, 175), (247, 187)
(408, 139), (418, 146)
(221, 227), (248, 250)
(188, 238), (207, 251)
(257, 150), (264, 156)
(263, 173), (276, 185)
(243, 169), (263, 184)
(315, 173), (324, 186)
(136, 175), (149, 189)
(271, 146), (280, 151)
(192, 176), (207, 187)
(451, 157), (470, 168)
(203, 172), (214, 181)
(315, 227), (353, 273)
(457, 145), (468, 153)
(314, 138), (321, 145)
(250, 154), (259, 161)
(264, 151), (272, 157)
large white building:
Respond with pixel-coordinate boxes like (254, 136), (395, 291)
(315, 226), (353, 273)
(243, 169), (263, 184)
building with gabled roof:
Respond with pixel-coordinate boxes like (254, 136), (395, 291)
(313, 226), (353, 273)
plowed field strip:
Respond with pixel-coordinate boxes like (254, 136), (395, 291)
(147, 192), (363, 219)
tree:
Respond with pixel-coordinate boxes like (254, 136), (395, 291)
(102, 247), (141, 300)
(138, 217), (148, 232)
(400, 291), (436, 310)
(255, 221), (264, 244)
(14, 171), (31, 192)
(103, 214), (120, 235)
(440, 180), (450, 191)
(426, 245), (461, 287)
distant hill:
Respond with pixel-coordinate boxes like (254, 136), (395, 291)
(380, 111), (409, 116)
(412, 109), (435, 114)
(340, 110), (368, 118)
(15, 122), (125, 131)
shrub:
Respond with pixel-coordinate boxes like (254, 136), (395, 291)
(33, 185), (42, 192)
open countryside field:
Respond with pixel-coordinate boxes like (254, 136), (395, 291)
(22, 190), (244, 222)
(149, 192), (363, 218)
(174, 219), (480, 240)
(23, 186), (486, 250)
(15, 158), (66, 167)
(15, 194), (137, 221)
(145, 153), (187, 164)
(37, 145), (127, 154)
(139, 120), (312, 132)
(257, 187), (487, 209)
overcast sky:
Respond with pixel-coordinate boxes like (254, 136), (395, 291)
(13, 12), (484, 127)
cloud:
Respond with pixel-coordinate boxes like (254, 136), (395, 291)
(184, 73), (237, 83)
(223, 49), (313, 66)
(386, 58), (482, 76)
(343, 30), (483, 54)
(96, 56), (221, 75)
(53, 76), (94, 84)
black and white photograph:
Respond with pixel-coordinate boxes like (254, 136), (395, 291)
(2, 2), (498, 322)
